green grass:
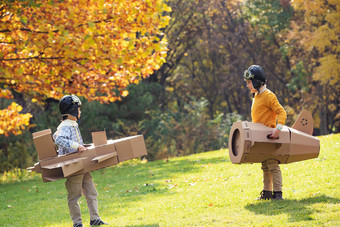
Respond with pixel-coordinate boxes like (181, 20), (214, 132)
(1, 134), (339, 227)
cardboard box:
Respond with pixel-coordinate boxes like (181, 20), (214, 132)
(29, 130), (147, 182)
(32, 129), (57, 160)
(111, 135), (147, 162)
(92, 131), (107, 146)
(39, 152), (87, 182)
(228, 110), (320, 164)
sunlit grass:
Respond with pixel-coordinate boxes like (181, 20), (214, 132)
(0, 134), (339, 226)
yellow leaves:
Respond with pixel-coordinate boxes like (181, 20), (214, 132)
(121, 90), (129, 97)
(313, 55), (340, 85)
(1, 0), (171, 135)
(290, 0), (340, 85)
(163, 4), (172, 13)
(311, 25), (333, 52)
(0, 102), (33, 137)
(0, 89), (13, 99)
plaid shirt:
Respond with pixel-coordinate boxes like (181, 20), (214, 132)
(53, 119), (84, 155)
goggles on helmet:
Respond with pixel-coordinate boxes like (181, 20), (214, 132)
(70, 95), (82, 106)
(243, 70), (255, 80)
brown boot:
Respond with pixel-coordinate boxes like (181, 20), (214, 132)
(272, 191), (283, 200)
(257, 190), (272, 200)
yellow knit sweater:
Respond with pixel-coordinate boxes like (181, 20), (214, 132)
(251, 89), (287, 128)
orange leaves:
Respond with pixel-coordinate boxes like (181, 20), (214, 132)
(0, 89), (13, 99)
(0, 0), (170, 102)
(0, 0), (171, 136)
(0, 102), (33, 136)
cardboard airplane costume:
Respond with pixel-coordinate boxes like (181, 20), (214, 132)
(228, 110), (320, 164)
(29, 130), (147, 182)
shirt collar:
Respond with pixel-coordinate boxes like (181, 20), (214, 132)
(256, 85), (267, 95)
(59, 119), (78, 127)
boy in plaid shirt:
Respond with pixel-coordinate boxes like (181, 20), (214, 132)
(53, 95), (108, 227)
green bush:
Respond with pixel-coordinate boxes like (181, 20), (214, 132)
(0, 140), (35, 172)
(140, 97), (242, 160)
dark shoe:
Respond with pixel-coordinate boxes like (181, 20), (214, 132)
(90, 219), (108, 226)
(73, 223), (83, 227)
(257, 190), (273, 200)
(273, 191), (283, 200)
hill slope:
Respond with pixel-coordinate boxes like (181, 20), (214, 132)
(0, 134), (339, 226)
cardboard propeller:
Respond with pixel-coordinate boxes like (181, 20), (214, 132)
(228, 110), (320, 164)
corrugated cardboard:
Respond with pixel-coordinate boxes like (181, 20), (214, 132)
(287, 128), (320, 163)
(39, 152), (86, 182)
(81, 142), (119, 172)
(29, 129), (147, 182)
(111, 135), (147, 162)
(32, 129), (57, 160)
(34, 162), (41, 173)
(27, 162), (41, 173)
(228, 110), (320, 164)
(291, 110), (314, 135)
(92, 131), (107, 146)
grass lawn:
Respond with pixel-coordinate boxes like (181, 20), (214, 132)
(0, 133), (339, 227)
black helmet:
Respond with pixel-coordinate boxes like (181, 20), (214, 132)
(59, 95), (82, 119)
(243, 65), (267, 90)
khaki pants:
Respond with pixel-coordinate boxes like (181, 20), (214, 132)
(65, 172), (100, 225)
(261, 159), (282, 192)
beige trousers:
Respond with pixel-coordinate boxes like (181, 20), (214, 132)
(261, 159), (282, 192)
(65, 172), (100, 225)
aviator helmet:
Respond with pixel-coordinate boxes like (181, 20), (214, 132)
(243, 65), (267, 91)
(59, 95), (82, 120)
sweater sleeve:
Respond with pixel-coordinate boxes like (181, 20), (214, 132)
(269, 92), (287, 125)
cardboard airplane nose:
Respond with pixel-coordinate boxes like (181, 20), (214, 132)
(228, 121), (320, 164)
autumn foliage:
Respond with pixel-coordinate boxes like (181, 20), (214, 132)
(0, 102), (32, 136)
(289, 0), (340, 85)
(0, 0), (171, 136)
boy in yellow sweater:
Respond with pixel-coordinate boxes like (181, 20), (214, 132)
(244, 65), (287, 200)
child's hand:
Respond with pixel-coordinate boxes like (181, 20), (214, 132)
(267, 128), (280, 140)
(77, 145), (87, 152)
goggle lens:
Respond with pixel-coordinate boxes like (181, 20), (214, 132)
(244, 70), (254, 80)
(71, 95), (82, 106)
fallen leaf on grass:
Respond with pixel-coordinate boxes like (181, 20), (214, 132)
(168, 184), (178, 189)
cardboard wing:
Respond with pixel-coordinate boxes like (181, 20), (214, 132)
(228, 110), (320, 164)
(27, 162), (41, 173)
(111, 135), (147, 162)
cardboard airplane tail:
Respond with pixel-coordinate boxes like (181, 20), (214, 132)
(228, 110), (320, 164)
(291, 110), (314, 135)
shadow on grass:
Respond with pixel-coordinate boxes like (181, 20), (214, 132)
(245, 195), (340, 222)
(98, 155), (228, 183)
(97, 155), (229, 192)
(123, 155), (229, 176)
(92, 155), (230, 208)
